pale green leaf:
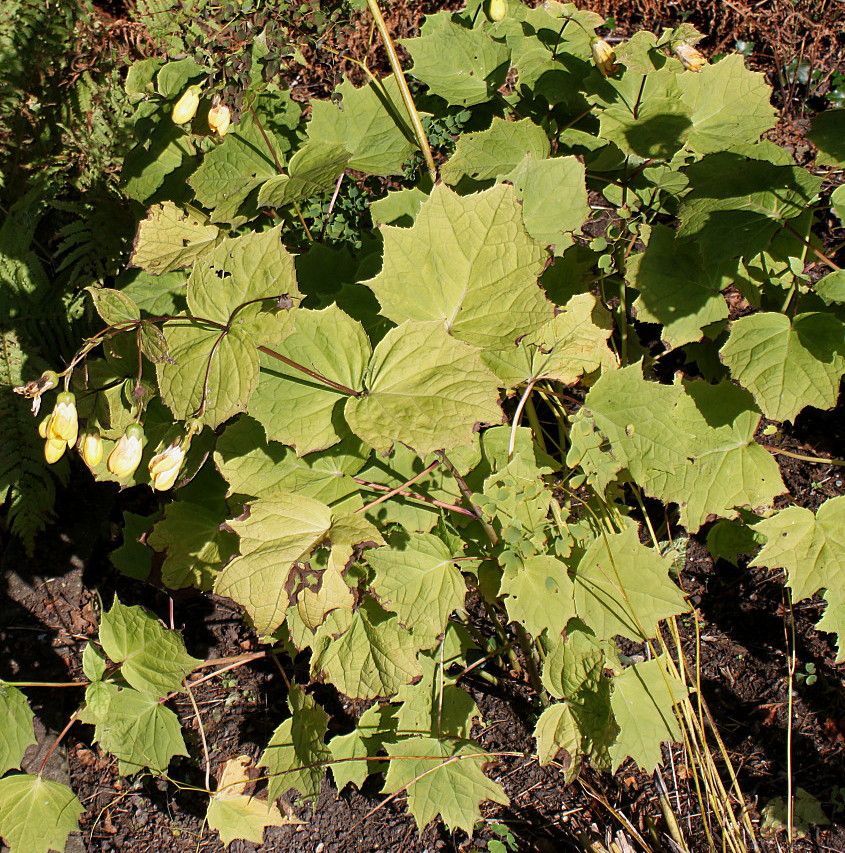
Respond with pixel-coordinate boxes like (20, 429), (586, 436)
(99, 598), (201, 696)
(383, 737), (509, 833)
(257, 142), (350, 208)
(500, 555), (576, 640)
(441, 117), (550, 184)
(815, 269), (845, 305)
(130, 202), (222, 274)
(629, 225), (731, 347)
(214, 415), (367, 504)
(720, 312), (845, 422)
(188, 120), (281, 223)
(394, 652), (481, 740)
(157, 322), (259, 428)
(345, 320), (502, 456)
(541, 630), (607, 700)
(0, 775), (83, 853)
(760, 788), (830, 839)
(122, 124), (194, 204)
(86, 287), (140, 325)
(506, 154), (589, 252)
(678, 55), (776, 154)
(310, 599), (423, 699)
(89, 683), (188, 773)
(147, 501), (238, 590)
(588, 68), (692, 159)
(306, 77), (416, 176)
(679, 154), (822, 260)
(403, 21), (510, 107)
(187, 226), (299, 342)
(573, 528), (689, 641)
(0, 688), (35, 775)
(370, 186), (429, 227)
(248, 306), (369, 454)
(368, 533), (467, 636)
(365, 183), (550, 348)
(81, 643), (109, 682)
(482, 293), (615, 386)
(609, 657), (688, 771)
(260, 686), (331, 802)
(329, 704), (398, 792)
(751, 496), (845, 660)
(214, 494), (334, 636)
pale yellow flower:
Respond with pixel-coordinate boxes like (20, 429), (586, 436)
(80, 429), (104, 469)
(207, 104), (231, 137)
(673, 41), (707, 72)
(172, 86), (201, 125)
(44, 438), (67, 464)
(591, 38), (618, 77)
(47, 392), (78, 445)
(148, 441), (187, 491)
(107, 424), (144, 479)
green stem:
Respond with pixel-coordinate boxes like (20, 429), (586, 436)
(761, 445), (845, 467)
(365, 0), (437, 182)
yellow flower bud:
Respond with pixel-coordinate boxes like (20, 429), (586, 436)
(207, 103), (231, 137)
(107, 424), (144, 479)
(590, 38), (618, 77)
(673, 41), (707, 72)
(172, 85), (202, 125)
(44, 438), (67, 464)
(47, 392), (78, 446)
(486, 0), (508, 22)
(80, 429), (104, 469)
(148, 441), (187, 491)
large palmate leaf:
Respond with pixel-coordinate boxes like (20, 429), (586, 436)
(130, 202), (222, 274)
(214, 415), (367, 504)
(588, 67), (692, 160)
(568, 364), (785, 530)
(441, 117), (550, 184)
(260, 686), (331, 802)
(0, 775), (83, 853)
(207, 755), (299, 847)
(99, 599), (201, 696)
(214, 494), (334, 636)
(720, 312), (845, 422)
(608, 657), (688, 772)
(573, 528), (689, 641)
(402, 18), (510, 107)
(678, 55), (776, 154)
(808, 108), (845, 168)
(366, 183), (549, 349)
(156, 322), (259, 428)
(0, 688), (35, 775)
(187, 226), (299, 340)
(505, 154), (590, 252)
(500, 555), (576, 640)
(248, 305), (370, 454)
(85, 682), (188, 774)
(306, 77), (416, 176)
(188, 120), (282, 223)
(394, 649), (481, 740)
(257, 142), (350, 208)
(679, 154), (822, 261)
(752, 496), (845, 660)
(310, 599), (423, 699)
(344, 321), (503, 456)
(147, 501), (238, 590)
(628, 224), (732, 347)
(368, 533), (467, 637)
(383, 737), (509, 833)
(482, 293), (615, 387)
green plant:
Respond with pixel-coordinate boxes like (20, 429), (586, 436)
(4, 1), (845, 851)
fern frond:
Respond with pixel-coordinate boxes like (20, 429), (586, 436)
(0, 330), (60, 553)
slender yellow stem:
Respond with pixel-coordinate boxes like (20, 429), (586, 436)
(366, 0), (437, 181)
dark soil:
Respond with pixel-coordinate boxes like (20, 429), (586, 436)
(4, 2), (845, 852)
